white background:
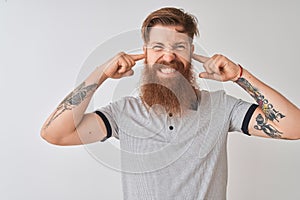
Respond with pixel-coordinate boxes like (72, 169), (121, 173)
(1, 0), (299, 199)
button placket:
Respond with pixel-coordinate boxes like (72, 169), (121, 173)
(167, 113), (175, 132)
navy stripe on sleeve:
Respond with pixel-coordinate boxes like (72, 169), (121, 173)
(241, 104), (259, 136)
(95, 111), (112, 141)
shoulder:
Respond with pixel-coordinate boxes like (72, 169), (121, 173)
(103, 95), (146, 114)
(199, 89), (225, 96)
(198, 89), (246, 109)
(108, 95), (141, 106)
(199, 89), (228, 101)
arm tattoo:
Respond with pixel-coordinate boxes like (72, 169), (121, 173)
(254, 114), (283, 138)
(236, 77), (285, 122)
(45, 82), (98, 128)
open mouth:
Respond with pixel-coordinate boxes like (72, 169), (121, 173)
(160, 67), (177, 74)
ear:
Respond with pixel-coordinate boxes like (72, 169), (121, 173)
(143, 45), (147, 54)
(191, 44), (194, 54)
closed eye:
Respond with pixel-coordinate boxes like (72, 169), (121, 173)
(150, 43), (164, 51)
(174, 44), (186, 51)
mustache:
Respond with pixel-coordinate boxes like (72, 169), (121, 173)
(152, 60), (185, 71)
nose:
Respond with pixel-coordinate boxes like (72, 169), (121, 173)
(162, 50), (176, 63)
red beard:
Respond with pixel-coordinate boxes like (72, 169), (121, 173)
(140, 59), (198, 115)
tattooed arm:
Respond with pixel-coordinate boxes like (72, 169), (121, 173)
(235, 69), (300, 139)
(193, 53), (300, 139)
(41, 53), (144, 145)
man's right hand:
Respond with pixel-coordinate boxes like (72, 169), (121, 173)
(103, 52), (145, 79)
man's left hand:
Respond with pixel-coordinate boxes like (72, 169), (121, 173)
(192, 53), (241, 82)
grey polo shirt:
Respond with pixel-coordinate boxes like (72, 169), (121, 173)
(96, 90), (256, 200)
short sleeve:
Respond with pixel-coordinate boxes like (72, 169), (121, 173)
(94, 99), (124, 141)
(226, 94), (255, 134)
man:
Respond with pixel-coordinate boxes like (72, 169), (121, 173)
(41, 7), (300, 200)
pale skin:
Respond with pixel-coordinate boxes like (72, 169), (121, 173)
(41, 25), (300, 146)
(41, 52), (145, 145)
(192, 53), (300, 139)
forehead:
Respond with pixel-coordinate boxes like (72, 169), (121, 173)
(148, 25), (191, 44)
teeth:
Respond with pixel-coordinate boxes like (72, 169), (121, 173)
(160, 68), (176, 74)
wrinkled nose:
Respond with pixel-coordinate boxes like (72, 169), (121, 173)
(162, 51), (176, 63)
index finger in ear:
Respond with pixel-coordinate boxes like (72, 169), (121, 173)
(192, 54), (210, 63)
(130, 54), (145, 61)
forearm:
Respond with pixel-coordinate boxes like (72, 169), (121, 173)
(41, 65), (108, 142)
(236, 68), (300, 139)
(192, 53), (300, 138)
(41, 52), (144, 145)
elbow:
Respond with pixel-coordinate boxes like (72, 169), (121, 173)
(40, 129), (64, 146)
(284, 134), (300, 140)
(281, 130), (300, 140)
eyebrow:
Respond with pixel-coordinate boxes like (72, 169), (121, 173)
(174, 41), (188, 45)
(149, 41), (188, 46)
(149, 42), (165, 46)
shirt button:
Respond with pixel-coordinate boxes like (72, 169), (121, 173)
(169, 126), (174, 130)
(169, 113), (173, 117)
